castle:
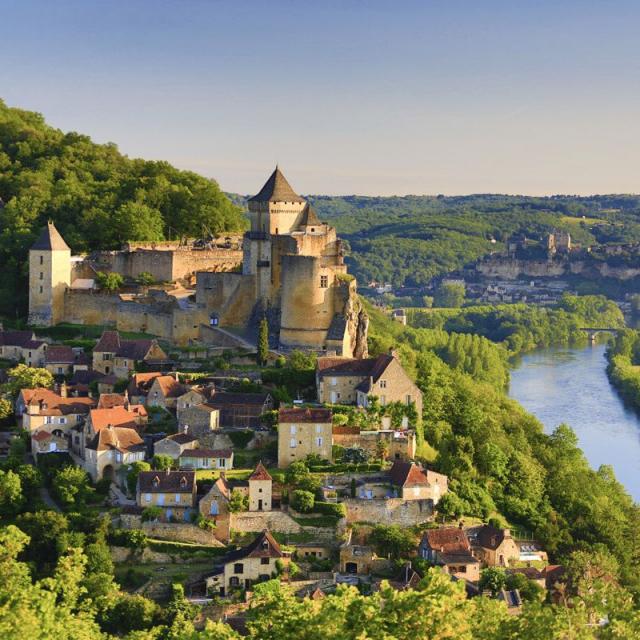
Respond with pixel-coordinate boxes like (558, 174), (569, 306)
(28, 167), (368, 356)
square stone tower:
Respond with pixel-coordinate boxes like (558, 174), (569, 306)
(28, 222), (71, 327)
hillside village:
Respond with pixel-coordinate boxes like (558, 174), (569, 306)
(0, 168), (563, 630)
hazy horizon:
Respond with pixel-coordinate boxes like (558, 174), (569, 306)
(3, 0), (640, 197)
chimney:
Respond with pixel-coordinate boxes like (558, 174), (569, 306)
(389, 347), (399, 359)
(59, 382), (67, 398)
(183, 424), (189, 434)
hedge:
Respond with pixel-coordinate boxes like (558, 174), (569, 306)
(313, 501), (346, 518)
(227, 430), (254, 449)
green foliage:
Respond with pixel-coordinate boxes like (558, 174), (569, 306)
(152, 454), (174, 471)
(126, 461), (151, 496)
(341, 446), (369, 463)
(257, 317), (269, 366)
(312, 501), (346, 518)
(2, 364), (53, 397)
(228, 489), (248, 513)
(100, 593), (158, 634)
(290, 489), (315, 513)
(108, 528), (148, 550)
(227, 429), (254, 449)
(94, 271), (124, 292)
(0, 469), (24, 516)
(141, 506), (163, 522)
(369, 524), (416, 560)
(0, 99), (243, 315)
(479, 567), (506, 595)
(136, 271), (155, 286)
(0, 397), (13, 423)
(52, 466), (91, 509)
(284, 461), (310, 486)
(434, 282), (465, 308)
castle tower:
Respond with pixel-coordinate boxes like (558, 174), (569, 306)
(245, 166), (307, 302)
(28, 222), (71, 326)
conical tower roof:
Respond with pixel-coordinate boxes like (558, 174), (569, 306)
(298, 203), (321, 227)
(249, 166), (305, 203)
(31, 221), (70, 251)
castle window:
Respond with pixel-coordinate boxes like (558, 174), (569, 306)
(39, 272), (43, 280)
(320, 275), (328, 288)
(39, 255), (43, 265)
(39, 286), (43, 294)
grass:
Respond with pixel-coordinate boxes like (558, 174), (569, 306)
(291, 515), (340, 528)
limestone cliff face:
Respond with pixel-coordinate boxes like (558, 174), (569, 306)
(343, 291), (369, 359)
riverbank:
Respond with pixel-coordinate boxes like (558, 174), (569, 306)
(605, 329), (640, 413)
(509, 345), (640, 501)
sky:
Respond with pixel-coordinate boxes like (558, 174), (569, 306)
(2, 0), (640, 196)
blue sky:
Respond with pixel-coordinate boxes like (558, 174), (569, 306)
(2, 0), (640, 195)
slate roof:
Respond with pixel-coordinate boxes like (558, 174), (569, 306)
(317, 354), (393, 382)
(249, 461), (272, 481)
(278, 407), (332, 423)
(469, 525), (509, 550)
(87, 426), (144, 452)
(326, 315), (347, 341)
(0, 330), (44, 349)
(208, 392), (271, 407)
(179, 448), (233, 459)
(222, 530), (283, 563)
(44, 345), (75, 364)
(94, 330), (161, 361)
(248, 167), (305, 203)
(31, 221), (70, 251)
(138, 470), (196, 493)
(389, 460), (429, 488)
(164, 433), (199, 445)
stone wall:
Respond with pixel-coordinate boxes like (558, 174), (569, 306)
(231, 510), (303, 535)
(118, 514), (225, 546)
(342, 497), (433, 526)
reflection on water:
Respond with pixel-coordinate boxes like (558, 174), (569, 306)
(509, 345), (640, 501)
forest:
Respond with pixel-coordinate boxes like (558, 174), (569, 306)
(0, 100), (244, 316)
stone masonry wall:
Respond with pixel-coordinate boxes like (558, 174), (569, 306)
(118, 514), (225, 546)
(342, 497), (433, 526)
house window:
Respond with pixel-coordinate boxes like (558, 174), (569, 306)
(229, 576), (240, 587)
(316, 424), (322, 434)
(145, 494), (151, 502)
(234, 563), (244, 574)
(59, 417), (66, 425)
(261, 557), (270, 565)
(45, 416), (53, 424)
(219, 458), (226, 468)
(406, 395), (412, 405)
(210, 501), (219, 515)
(320, 275), (328, 288)
(202, 458), (209, 467)
(379, 380), (387, 389)
(175, 494), (180, 503)
(316, 437), (323, 447)
(290, 438), (297, 448)
(57, 367), (63, 374)
(331, 377), (337, 387)
(290, 425), (297, 435)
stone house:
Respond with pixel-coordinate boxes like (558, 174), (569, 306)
(44, 345), (79, 376)
(339, 531), (379, 575)
(418, 527), (480, 583)
(136, 469), (197, 521)
(177, 403), (220, 438)
(247, 462), (272, 512)
(154, 432), (199, 459)
(83, 425), (146, 482)
(0, 330), (47, 367)
(207, 391), (273, 429)
(389, 460), (448, 504)
(332, 426), (417, 461)
(127, 372), (165, 405)
(92, 330), (168, 378)
(466, 525), (521, 568)
(74, 404), (147, 458)
(205, 530), (285, 596)
(176, 388), (207, 412)
(178, 448), (234, 471)
(31, 430), (69, 460)
(199, 475), (232, 543)
(316, 351), (422, 420)
(146, 374), (188, 410)
(277, 407), (333, 468)
(16, 388), (95, 434)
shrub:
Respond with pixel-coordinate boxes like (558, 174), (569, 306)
(291, 489), (315, 513)
(141, 506), (163, 522)
(109, 528), (148, 550)
(313, 501), (346, 518)
(228, 430), (254, 449)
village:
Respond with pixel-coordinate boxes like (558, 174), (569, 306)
(0, 167), (565, 631)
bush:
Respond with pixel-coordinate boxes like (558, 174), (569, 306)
(228, 430), (254, 449)
(313, 501), (346, 518)
(109, 528), (148, 550)
(291, 489), (315, 513)
(141, 506), (163, 522)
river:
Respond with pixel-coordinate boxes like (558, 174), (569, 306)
(508, 344), (640, 501)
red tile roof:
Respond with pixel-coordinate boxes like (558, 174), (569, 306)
(389, 460), (429, 488)
(89, 405), (147, 432)
(151, 375), (187, 399)
(278, 407), (332, 423)
(97, 393), (128, 409)
(32, 430), (52, 442)
(249, 461), (272, 481)
(422, 528), (472, 555)
(87, 426), (144, 452)
(21, 388), (96, 416)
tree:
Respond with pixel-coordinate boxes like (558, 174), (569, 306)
(136, 271), (155, 286)
(369, 524), (415, 560)
(257, 317), (269, 366)
(126, 461), (151, 495)
(479, 567), (506, 595)
(0, 469), (23, 516)
(114, 201), (165, 243)
(95, 271), (124, 293)
(228, 489), (248, 513)
(3, 364), (53, 396)
(15, 510), (71, 577)
(342, 446), (369, 463)
(0, 397), (13, 423)
(84, 540), (114, 577)
(434, 282), (465, 308)
(52, 466), (91, 508)
(290, 489), (315, 513)
(101, 593), (158, 634)
(152, 454), (174, 470)
(284, 461), (310, 486)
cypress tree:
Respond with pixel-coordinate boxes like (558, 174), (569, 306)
(257, 317), (269, 366)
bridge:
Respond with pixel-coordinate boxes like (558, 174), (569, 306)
(579, 327), (622, 344)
